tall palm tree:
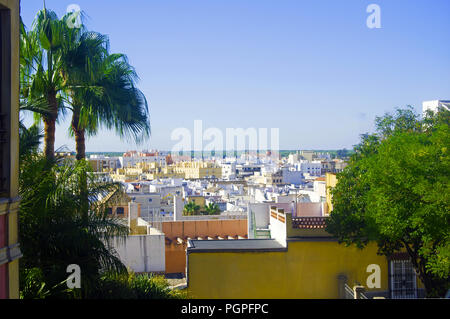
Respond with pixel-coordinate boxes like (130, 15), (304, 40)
(65, 43), (150, 160)
(21, 8), (150, 162)
(20, 8), (78, 161)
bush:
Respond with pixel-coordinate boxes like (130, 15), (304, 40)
(86, 271), (187, 299)
(20, 267), (76, 299)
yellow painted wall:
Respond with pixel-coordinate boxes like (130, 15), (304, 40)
(187, 196), (206, 208)
(187, 241), (389, 299)
(326, 173), (337, 214)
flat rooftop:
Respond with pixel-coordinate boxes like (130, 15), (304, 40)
(187, 239), (286, 252)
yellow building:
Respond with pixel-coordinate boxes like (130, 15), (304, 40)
(186, 195), (206, 209)
(88, 157), (120, 172)
(326, 172), (337, 214)
(111, 167), (141, 182)
(174, 161), (221, 179)
(145, 163), (184, 180)
(248, 171), (283, 186)
(0, 0), (21, 299)
(186, 207), (424, 299)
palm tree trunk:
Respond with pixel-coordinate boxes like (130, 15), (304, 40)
(43, 91), (58, 161)
(71, 110), (90, 227)
(71, 111), (86, 161)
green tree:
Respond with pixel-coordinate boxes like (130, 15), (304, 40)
(204, 203), (220, 215)
(21, 9), (151, 162)
(20, 8), (76, 161)
(183, 202), (201, 216)
(326, 106), (450, 297)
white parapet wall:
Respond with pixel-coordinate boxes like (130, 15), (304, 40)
(269, 207), (288, 246)
(112, 229), (165, 273)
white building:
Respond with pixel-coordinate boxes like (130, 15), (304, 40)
(89, 155), (122, 171)
(221, 162), (236, 180)
(281, 167), (304, 185)
(120, 154), (167, 168)
(295, 160), (322, 176)
(112, 203), (165, 273)
(287, 153), (300, 165)
(422, 100), (450, 115)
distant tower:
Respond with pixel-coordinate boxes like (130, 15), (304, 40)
(166, 154), (174, 165)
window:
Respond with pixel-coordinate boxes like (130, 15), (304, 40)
(106, 207), (113, 215)
(116, 207), (125, 215)
(390, 259), (418, 298)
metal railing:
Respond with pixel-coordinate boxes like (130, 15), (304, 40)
(344, 284), (369, 299)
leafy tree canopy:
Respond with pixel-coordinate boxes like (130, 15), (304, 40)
(326, 106), (450, 297)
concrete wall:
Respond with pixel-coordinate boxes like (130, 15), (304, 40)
(248, 203), (270, 229)
(113, 233), (165, 273)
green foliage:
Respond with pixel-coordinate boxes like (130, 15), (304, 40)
(183, 202), (201, 216)
(204, 203), (221, 215)
(19, 156), (129, 298)
(19, 267), (74, 299)
(19, 122), (42, 160)
(18, 155), (187, 299)
(87, 272), (187, 299)
(326, 106), (450, 297)
(20, 8), (150, 161)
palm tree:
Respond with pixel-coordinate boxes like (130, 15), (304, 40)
(65, 44), (150, 160)
(21, 7), (150, 162)
(204, 203), (220, 215)
(183, 202), (201, 216)
(19, 156), (129, 298)
(18, 97), (51, 160)
(20, 8), (78, 161)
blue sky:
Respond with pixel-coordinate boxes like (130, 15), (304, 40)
(21, 0), (450, 152)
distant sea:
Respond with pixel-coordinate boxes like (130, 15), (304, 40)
(85, 150), (351, 157)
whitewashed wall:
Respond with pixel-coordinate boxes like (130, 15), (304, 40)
(112, 233), (165, 273)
